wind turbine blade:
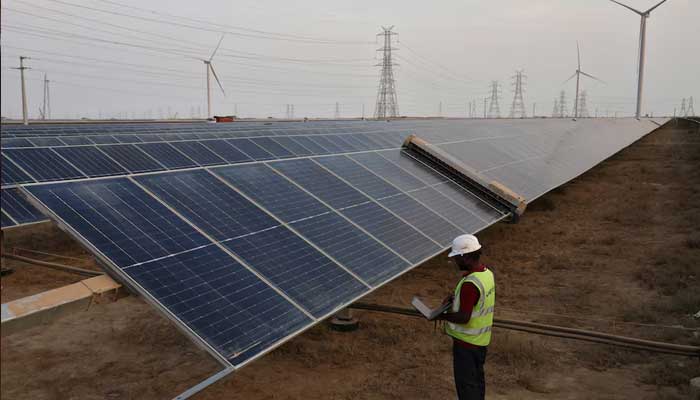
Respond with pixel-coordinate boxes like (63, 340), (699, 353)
(209, 33), (225, 62)
(562, 71), (577, 85)
(609, 0), (644, 15)
(645, 0), (668, 14)
(209, 63), (226, 96)
(580, 71), (605, 84)
(577, 41), (581, 69)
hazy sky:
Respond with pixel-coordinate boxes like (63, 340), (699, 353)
(1, 0), (698, 119)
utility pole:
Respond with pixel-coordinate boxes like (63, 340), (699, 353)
(532, 102), (536, 118)
(487, 81), (501, 118)
(374, 26), (399, 119)
(509, 70), (527, 118)
(13, 56), (31, 125)
(483, 98), (487, 118)
(41, 73), (51, 120)
(438, 101), (442, 117)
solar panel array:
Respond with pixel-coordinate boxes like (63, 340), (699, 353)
(5, 118), (667, 372)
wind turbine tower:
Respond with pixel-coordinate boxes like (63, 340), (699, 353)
(374, 26), (399, 119)
(609, 0), (669, 119)
(565, 42), (603, 119)
(202, 34), (226, 119)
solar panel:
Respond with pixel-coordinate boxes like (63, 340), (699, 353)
(60, 136), (94, 146)
(307, 136), (342, 153)
(223, 225), (367, 317)
(114, 134), (143, 143)
(4, 148), (85, 182)
(340, 202), (440, 264)
(200, 140), (252, 164)
(269, 159), (369, 209)
(287, 136), (327, 155)
(98, 144), (166, 173)
(137, 143), (197, 169)
(377, 150), (446, 185)
(349, 152), (425, 191)
(377, 194), (461, 246)
(269, 137), (314, 157)
(88, 135), (120, 144)
(1, 188), (47, 225)
(1, 154), (34, 186)
(290, 212), (409, 286)
(134, 170), (277, 241)
(314, 155), (402, 200)
(409, 186), (493, 233)
(28, 137), (64, 147)
(212, 164), (328, 222)
(53, 146), (128, 177)
(225, 139), (274, 161)
(171, 141), (227, 166)
(250, 137), (294, 158)
(1, 138), (34, 148)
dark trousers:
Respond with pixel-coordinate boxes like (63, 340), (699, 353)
(453, 342), (487, 400)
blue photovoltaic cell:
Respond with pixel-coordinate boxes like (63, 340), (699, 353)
(270, 137), (314, 157)
(88, 135), (120, 144)
(341, 202), (439, 264)
(349, 152), (426, 191)
(28, 137), (64, 147)
(288, 136), (327, 155)
(4, 148), (85, 182)
(270, 159), (369, 209)
(1, 138), (34, 148)
(114, 134), (142, 143)
(60, 136), (94, 145)
(250, 137), (294, 158)
(308, 136), (343, 153)
(1, 154), (34, 186)
(327, 135), (362, 152)
(53, 146), (128, 177)
(137, 142), (197, 169)
(378, 194), (459, 246)
(224, 225), (367, 317)
(213, 164), (328, 222)
(26, 178), (210, 267)
(126, 245), (311, 365)
(226, 139), (275, 161)
(354, 133), (386, 149)
(135, 170), (277, 241)
(410, 186), (489, 233)
(337, 134), (375, 151)
(98, 144), (166, 173)
(290, 212), (408, 286)
(1, 188), (46, 224)
(200, 140), (252, 163)
(171, 141), (226, 166)
(1, 211), (15, 228)
(135, 134), (160, 143)
(314, 156), (402, 200)
(378, 150), (446, 185)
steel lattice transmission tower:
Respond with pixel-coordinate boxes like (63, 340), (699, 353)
(558, 90), (568, 118)
(334, 102), (340, 119)
(487, 81), (501, 118)
(578, 90), (590, 118)
(680, 98), (687, 117)
(552, 98), (560, 117)
(374, 26), (399, 119)
(688, 96), (695, 116)
(509, 70), (527, 118)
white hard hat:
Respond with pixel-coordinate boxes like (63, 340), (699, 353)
(448, 234), (481, 257)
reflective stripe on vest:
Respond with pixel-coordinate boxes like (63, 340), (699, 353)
(445, 269), (495, 347)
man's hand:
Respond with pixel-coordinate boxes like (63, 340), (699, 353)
(441, 294), (454, 305)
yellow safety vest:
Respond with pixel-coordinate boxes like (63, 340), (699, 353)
(445, 269), (495, 347)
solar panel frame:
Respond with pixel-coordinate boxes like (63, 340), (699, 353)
(1, 154), (34, 186)
(1, 188), (48, 225)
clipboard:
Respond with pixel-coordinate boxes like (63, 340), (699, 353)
(411, 296), (451, 321)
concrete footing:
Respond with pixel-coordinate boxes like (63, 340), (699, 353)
(329, 308), (359, 332)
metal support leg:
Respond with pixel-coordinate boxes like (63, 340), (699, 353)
(329, 308), (359, 332)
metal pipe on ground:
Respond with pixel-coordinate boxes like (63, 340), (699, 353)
(1, 253), (102, 277)
(349, 303), (700, 357)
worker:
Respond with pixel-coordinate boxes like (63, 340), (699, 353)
(437, 234), (495, 400)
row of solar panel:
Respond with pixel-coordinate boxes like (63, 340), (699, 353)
(1, 188), (48, 228)
(0, 121), (407, 138)
(1, 132), (408, 187)
(1, 125), (409, 146)
(25, 148), (503, 366)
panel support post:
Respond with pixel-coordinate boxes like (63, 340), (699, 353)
(329, 308), (359, 332)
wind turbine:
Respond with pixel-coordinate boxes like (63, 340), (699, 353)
(202, 34), (226, 119)
(564, 42), (603, 119)
(609, 0), (669, 119)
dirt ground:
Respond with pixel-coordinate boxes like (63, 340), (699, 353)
(1, 121), (699, 400)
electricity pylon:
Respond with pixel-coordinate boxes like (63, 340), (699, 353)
(374, 26), (399, 119)
(335, 102), (340, 119)
(558, 90), (568, 118)
(509, 70), (527, 118)
(552, 98), (559, 117)
(680, 98), (687, 117)
(578, 90), (590, 118)
(688, 96), (695, 116)
(487, 81), (501, 118)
